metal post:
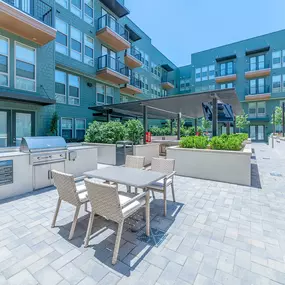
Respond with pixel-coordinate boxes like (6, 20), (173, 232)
(212, 97), (217, 136)
(273, 111), (275, 148)
(170, 119), (174, 135)
(282, 102), (285, 137)
(177, 112), (181, 140)
(143, 105), (147, 144)
(106, 110), (111, 122)
(226, 122), (230, 135)
(233, 116), (236, 134)
(194, 118), (198, 133)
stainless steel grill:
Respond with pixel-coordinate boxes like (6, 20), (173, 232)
(20, 137), (68, 190)
(20, 136), (67, 165)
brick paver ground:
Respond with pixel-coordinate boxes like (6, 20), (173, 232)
(1, 143), (285, 284)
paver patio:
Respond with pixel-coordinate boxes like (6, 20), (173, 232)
(1, 142), (285, 285)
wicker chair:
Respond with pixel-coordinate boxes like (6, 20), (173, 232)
(84, 178), (150, 265)
(51, 170), (89, 240)
(147, 158), (176, 216)
(125, 155), (145, 193)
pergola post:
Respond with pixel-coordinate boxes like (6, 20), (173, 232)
(226, 122), (230, 135)
(106, 110), (111, 122)
(212, 97), (217, 136)
(282, 102), (285, 137)
(177, 112), (181, 140)
(233, 116), (236, 134)
(143, 105), (148, 144)
(170, 119), (174, 135)
(273, 111), (275, 148)
(194, 118), (198, 133)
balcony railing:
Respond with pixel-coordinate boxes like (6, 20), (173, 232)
(97, 14), (129, 41)
(3, 0), (52, 27)
(97, 55), (129, 77)
(161, 75), (174, 85)
(215, 66), (236, 77)
(245, 85), (271, 95)
(246, 62), (271, 72)
(127, 47), (141, 62)
(130, 76), (142, 89)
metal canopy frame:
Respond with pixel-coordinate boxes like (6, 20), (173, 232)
(89, 88), (242, 143)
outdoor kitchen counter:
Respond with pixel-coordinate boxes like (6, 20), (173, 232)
(0, 151), (28, 158)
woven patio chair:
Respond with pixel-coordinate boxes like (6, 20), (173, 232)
(84, 178), (150, 265)
(147, 158), (176, 216)
(51, 170), (89, 240)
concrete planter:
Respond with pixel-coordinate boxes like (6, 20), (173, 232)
(133, 143), (160, 165)
(270, 136), (285, 155)
(84, 143), (116, 165)
(152, 136), (177, 141)
(167, 144), (252, 186)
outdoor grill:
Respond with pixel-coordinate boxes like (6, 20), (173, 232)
(20, 136), (68, 190)
(20, 136), (68, 165)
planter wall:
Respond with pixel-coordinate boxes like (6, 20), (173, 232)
(152, 136), (178, 141)
(133, 143), (160, 165)
(270, 136), (285, 155)
(83, 143), (116, 165)
(167, 144), (252, 186)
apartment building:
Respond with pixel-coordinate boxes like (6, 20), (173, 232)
(0, 0), (284, 145)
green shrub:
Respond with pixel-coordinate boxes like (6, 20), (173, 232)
(100, 121), (125, 144)
(210, 134), (247, 151)
(84, 121), (102, 143)
(125, 119), (144, 145)
(179, 136), (208, 149)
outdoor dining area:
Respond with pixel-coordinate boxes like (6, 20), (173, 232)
(51, 155), (176, 265)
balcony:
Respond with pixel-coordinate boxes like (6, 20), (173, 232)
(161, 75), (174, 90)
(96, 55), (129, 85)
(215, 68), (237, 83)
(0, 0), (56, 45)
(245, 85), (271, 101)
(124, 47), (142, 69)
(120, 76), (143, 95)
(245, 63), (271, 79)
(96, 14), (130, 52)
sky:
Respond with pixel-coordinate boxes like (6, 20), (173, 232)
(125, 0), (285, 67)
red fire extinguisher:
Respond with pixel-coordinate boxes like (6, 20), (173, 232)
(146, 132), (152, 143)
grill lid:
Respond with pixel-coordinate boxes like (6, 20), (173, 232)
(20, 136), (67, 153)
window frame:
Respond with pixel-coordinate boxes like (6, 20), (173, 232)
(0, 35), (9, 88)
(55, 69), (67, 104)
(84, 0), (93, 25)
(106, 85), (114, 105)
(272, 50), (281, 69)
(195, 68), (201, 82)
(61, 117), (73, 139)
(14, 41), (36, 92)
(84, 34), (94, 66)
(201, 66), (208, 81)
(68, 74), (80, 106)
(208, 65), (215, 80)
(70, 0), (82, 18)
(75, 118), (86, 139)
(56, 0), (68, 9)
(257, 101), (266, 118)
(70, 26), (82, 61)
(55, 18), (69, 55)
(96, 82), (105, 105)
(272, 75), (281, 93)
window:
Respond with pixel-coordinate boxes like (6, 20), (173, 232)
(227, 61), (233, 74)
(250, 55), (265, 71)
(157, 66), (161, 78)
(144, 78), (148, 91)
(250, 57), (256, 71)
(220, 61), (234, 76)
(151, 84), (154, 95)
(195, 68), (201, 82)
(84, 0), (93, 25)
(106, 86), (114, 104)
(180, 79), (185, 91)
(71, 0), (82, 17)
(151, 63), (155, 74)
(140, 50), (144, 64)
(249, 78), (264, 94)
(258, 55), (265, 69)
(282, 50), (285, 67)
(56, 0), (68, 9)
(56, 18), (68, 55)
(68, 74), (80, 105)
(209, 84), (215, 90)
(272, 51), (281, 69)
(71, 27), (82, 61)
(220, 84), (226, 89)
(248, 102), (256, 118)
(221, 82), (233, 89)
(257, 101), (266, 117)
(202, 66), (208, 81)
(283, 74), (285, 92)
(208, 65), (215, 79)
(220, 63), (226, 76)
(75, 119), (86, 140)
(55, 70), (66, 103)
(61, 118), (73, 139)
(272, 75), (281, 93)
(202, 85), (208, 91)
(84, 35), (94, 66)
(185, 78), (190, 90)
(145, 54), (149, 69)
(15, 42), (36, 92)
(96, 83), (105, 105)
(0, 36), (9, 87)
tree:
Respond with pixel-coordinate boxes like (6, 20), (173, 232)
(271, 106), (283, 132)
(235, 114), (249, 132)
(49, 112), (59, 135)
(125, 119), (144, 145)
(201, 117), (211, 132)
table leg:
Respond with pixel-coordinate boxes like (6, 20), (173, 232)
(145, 190), (150, 237)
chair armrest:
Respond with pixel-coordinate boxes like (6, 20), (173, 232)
(165, 171), (176, 180)
(121, 192), (147, 208)
(76, 188), (87, 194)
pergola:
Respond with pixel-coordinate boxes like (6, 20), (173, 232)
(89, 88), (243, 144)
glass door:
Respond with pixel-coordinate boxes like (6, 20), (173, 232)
(250, 126), (256, 140)
(257, 125), (265, 141)
(12, 111), (35, 146)
(109, 50), (116, 70)
(0, 110), (10, 147)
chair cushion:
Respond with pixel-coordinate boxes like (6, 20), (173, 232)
(150, 178), (172, 188)
(76, 184), (86, 192)
(78, 191), (88, 203)
(119, 192), (145, 217)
